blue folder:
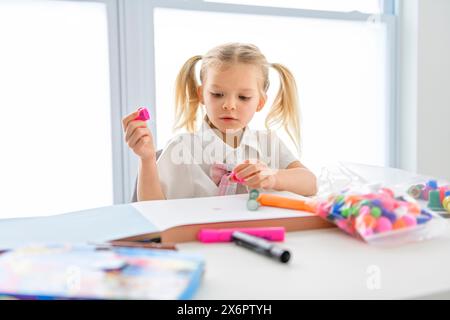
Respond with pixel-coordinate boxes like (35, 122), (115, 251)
(0, 204), (158, 248)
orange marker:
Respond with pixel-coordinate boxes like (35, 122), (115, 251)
(257, 194), (317, 213)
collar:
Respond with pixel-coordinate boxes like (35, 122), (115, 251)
(200, 118), (262, 157)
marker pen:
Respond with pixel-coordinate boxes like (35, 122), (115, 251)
(198, 227), (285, 243)
(231, 231), (291, 263)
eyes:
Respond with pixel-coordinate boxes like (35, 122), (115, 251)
(210, 92), (251, 101)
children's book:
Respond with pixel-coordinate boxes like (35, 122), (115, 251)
(0, 243), (204, 300)
(0, 192), (332, 248)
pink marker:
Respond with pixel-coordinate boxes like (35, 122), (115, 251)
(230, 171), (245, 183)
(197, 227), (285, 243)
(134, 107), (150, 121)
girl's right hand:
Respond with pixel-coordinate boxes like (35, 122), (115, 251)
(122, 110), (156, 160)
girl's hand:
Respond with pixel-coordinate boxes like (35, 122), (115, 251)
(233, 159), (278, 190)
(122, 110), (156, 160)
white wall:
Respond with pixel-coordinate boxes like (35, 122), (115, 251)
(399, 0), (450, 180)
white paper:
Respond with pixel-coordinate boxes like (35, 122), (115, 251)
(131, 192), (314, 231)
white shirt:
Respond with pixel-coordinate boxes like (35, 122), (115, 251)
(157, 120), (299, 199)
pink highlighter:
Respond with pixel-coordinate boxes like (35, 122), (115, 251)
(134, 107), (150, 121)
(198, 227), (285, 243)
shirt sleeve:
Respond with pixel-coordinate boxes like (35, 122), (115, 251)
(156, 135), (195, 200)
(273, 132), (299, 169)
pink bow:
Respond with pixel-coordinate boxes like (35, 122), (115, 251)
(210, 163), (231, 186)
(210, 163), (246, 186)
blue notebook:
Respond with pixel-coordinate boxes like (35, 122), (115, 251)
(0, 243), (204, 300)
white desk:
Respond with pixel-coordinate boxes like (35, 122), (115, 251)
(178, 163), (450, 299)
(180, 226), (450, 299)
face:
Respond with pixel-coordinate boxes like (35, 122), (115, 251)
(198, 63), (266, 134)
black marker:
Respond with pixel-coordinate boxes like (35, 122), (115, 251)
(231, 231), (291, 263)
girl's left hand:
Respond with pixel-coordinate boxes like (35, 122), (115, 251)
(232, 159), (278, 190)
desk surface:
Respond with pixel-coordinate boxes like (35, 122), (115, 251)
(178, 163), (450, 299)
(180, 225), (450, 299)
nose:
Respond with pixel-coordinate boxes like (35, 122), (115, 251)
(222, 97), (237, 110)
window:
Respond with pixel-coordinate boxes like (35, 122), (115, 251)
(0, 0), (114, 218)
(153, 2), (394, 169)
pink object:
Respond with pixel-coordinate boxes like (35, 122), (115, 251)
(230, 171), (245, 183)
(209, 164), (245, 196)
(375, 216), (393, 233)
(210, 164), (229, 186)
(380, 197), (396, 212)
(402, 214), (417, 227)
(316, 202), (330, 219)
(209, 164), (238, 196)
(439, 186), (449, 202)
(134, 107), (150, 121)
(198, 227), (285, 243)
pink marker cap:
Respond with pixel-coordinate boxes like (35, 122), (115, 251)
(197, 227), (285, 243)
(134, 107), (150, 121)
(230, 171), (245, 184)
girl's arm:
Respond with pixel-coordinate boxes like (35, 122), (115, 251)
(122, 109), (165, 201)
(137, 155), (166, 201)
(272, 161), (318, 197)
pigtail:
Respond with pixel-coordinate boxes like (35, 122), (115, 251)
(174, 55), (203, 132)
(266, 63), (301, 154)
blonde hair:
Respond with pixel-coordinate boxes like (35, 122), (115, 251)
(174, 43), (301, 151)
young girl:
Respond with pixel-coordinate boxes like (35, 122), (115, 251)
(122, 43), (317, 201)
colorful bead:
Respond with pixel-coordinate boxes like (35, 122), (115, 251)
(393, 219), (407, 230)
(402, 214), (417, 227)
(350, 207), (359, 216)
(371, 199), (382, 207)
(380, 198), (396, 212)
(375, 217), (392, 233)
(371, 207), (382, 218)
(317, 187), (436, 240)
(381, 210), (397, 223)
(362, 215), (377, 229)
(341, 208), (351, 218)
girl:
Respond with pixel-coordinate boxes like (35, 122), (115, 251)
(122, 43), (317, 201)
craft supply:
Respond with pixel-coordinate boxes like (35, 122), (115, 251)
(134, 107), (150, 121)
(198, 227), (285, 243)
(231, 231), (291, 263)
(257, 194), (316, 213)
(315, 188), (441, 243)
